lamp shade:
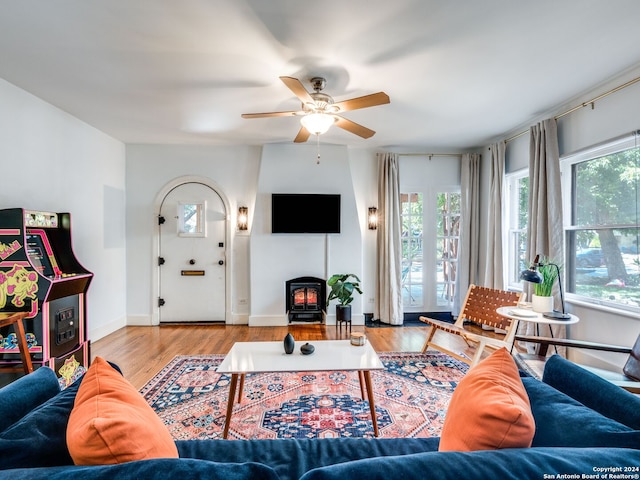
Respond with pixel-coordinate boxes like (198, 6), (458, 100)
(519, 268), (543, 284)
(300, 113), (336, 135)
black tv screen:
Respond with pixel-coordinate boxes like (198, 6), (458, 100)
(272, 194), (341, 234)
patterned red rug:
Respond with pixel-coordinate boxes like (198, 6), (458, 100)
(140, 351), (468, 440)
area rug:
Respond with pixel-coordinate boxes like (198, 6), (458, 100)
(140, 351), (468, 440)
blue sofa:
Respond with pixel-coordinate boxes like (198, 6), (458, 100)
(0, 355), (638, 480)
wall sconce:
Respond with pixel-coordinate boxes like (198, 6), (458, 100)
(368, 207), (378, 230)
(237, 206), (248, 231)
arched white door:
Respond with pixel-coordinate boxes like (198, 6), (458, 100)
(158, 182), (226, 322)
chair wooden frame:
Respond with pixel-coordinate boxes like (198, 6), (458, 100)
(0, 312), (33, 374)
(420, 284), (524, 366)
(514, 334), (640, 393)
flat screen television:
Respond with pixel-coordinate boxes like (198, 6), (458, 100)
(271, 194), (341, 234)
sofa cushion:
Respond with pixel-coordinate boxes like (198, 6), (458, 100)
(0, 373), (81, 469)
(522, 376), (640, 447)
(542, 354), (640, 430)
(0, 366), (60, 431)
(66, 356), (178, 465)
(2, 458), (281, 480)
(178, 437), (440, 480)
(438, 347), (535, 451)
(297, 447), (640, 480)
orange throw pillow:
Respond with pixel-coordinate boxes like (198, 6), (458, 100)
(66, 356), (178, 465)
(439, 347), (535, 451)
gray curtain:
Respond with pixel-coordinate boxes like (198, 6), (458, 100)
(484, 143), (506, 289)
(519, 119), (566, 352)
(453, 153), (481, 315)
(375, 152), (403, 325)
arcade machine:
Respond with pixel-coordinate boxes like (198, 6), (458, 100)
(0, 208), (93, 385)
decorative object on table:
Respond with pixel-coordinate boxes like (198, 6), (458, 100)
(327, 273), (363, 325)
(283, 333), (295, 354)
(520, 254), (571, 320)
(300, 343), (315, 355)
(141, 352), (468, 440)
(350, 332), (366, 346)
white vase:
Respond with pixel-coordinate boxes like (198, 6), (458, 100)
(531, 294), (553, 313)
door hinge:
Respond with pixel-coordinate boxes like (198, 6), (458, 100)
(158, 298), (165, 307)
(158, 257), (165, 266)
(158, 216), (165, 225)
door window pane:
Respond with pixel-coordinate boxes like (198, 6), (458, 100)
(178, 202), (206, 237)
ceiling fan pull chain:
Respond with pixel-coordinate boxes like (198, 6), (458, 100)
(316, 134), (321, 164)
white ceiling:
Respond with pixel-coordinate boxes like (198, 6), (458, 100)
(2, 0), (640, 150)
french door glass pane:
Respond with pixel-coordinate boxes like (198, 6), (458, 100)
(401, 193), (423, 307)
(401, 191), (460, 309)
(437, 193), (460, 307)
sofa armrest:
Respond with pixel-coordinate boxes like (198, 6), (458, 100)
(542, 354), (640, 430)
(0, 367), (60, 431)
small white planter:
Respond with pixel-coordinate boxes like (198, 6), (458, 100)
(531, 294), (553, 313)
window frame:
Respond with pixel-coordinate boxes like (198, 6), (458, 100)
(504, 169), (529, 292)
(560, 131), (640, 314)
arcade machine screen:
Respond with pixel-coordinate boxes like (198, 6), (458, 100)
(26, 231), (58, 278)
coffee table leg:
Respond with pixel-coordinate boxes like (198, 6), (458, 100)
(362, 370), (379, 437)
(358, 371), (366, 399)
(223, 373), (239, 439)
(237, 374), (245, 403)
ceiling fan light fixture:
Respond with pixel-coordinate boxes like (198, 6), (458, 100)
(300, 112), (336, 135)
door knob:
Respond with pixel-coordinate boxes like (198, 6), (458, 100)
(218, 260), (224, 265)
(189, 259), (196, 265)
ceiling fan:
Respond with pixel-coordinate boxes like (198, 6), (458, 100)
(241, 76), (390, 143)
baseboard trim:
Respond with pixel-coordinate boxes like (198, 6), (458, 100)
(89, 315), (127, 342)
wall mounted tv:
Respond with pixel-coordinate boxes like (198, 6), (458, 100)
(271, 194), (341, 234)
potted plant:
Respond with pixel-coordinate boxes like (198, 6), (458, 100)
(327, 274), (363, 323)
(531, 259), (559, 313)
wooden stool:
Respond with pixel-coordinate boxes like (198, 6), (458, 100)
(0, 312), (34, 374)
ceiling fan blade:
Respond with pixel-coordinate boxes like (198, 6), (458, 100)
(280, 76), (315, 104)
(241, 110), (300, 119)
(294, 126), (311, 143)
(334, 116), (376, 139)
(333, 92), (390, 112)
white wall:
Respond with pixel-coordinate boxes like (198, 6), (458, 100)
(125, 143), (378, 327)
(0, 78), (126, 342)
(249, 143), (367, 326)
(495, 65), (640, 370)
(125, 144), (262, 325)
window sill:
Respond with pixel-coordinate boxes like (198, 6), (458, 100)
(565, 295), (640, 320)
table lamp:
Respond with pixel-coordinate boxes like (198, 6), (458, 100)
(520, 254), (571, 320)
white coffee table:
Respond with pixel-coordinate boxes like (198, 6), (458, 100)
(216, 339), (385, 439)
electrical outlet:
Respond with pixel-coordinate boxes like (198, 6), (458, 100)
(238, 298), (247, 305)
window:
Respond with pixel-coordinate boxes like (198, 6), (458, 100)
(401, 189), (460, 310)
(178, 201), (206, 237)
(505, 172), (529, 290)
(561, 132), (640, 312)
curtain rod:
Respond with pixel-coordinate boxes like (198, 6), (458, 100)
(505, 74), (640, 144)
(398, 153), (462, 157)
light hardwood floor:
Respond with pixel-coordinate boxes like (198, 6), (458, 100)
(91, 323), (478, 390)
